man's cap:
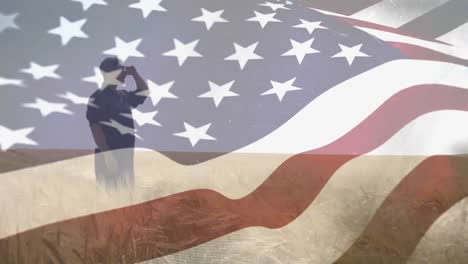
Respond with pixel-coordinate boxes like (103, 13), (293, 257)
(99, 57), (121, 73)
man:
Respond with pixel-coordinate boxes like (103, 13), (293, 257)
(86, 57), (149, 191)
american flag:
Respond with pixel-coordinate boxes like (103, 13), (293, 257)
(0, 0), (467, 263)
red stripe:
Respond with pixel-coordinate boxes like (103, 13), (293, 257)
(1, 85), (468, 263)
(337, 17), (450, 45)
(336, 155), (467, 263)
(389, 42), (468, 66)
(398, 0), (468, 40)
(298, 0), (383, 16)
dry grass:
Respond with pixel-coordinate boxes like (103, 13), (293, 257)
(1, 150), (468, 263)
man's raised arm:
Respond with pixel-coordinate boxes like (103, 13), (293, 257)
(125, 65), (148, 94)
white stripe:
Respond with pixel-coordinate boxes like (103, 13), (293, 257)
(356, 26), (468, 60)
(239, 60), (468, 154)
(351, 0), (451, 28)
(437, 21), (468, 48)
(370, 110), (468, 155)
(409, 197), (468, 263)
(146, 111), (468, 263)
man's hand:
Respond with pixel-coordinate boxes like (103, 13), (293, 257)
(122, 64), (149, 100)
(124, 65), (137, 76)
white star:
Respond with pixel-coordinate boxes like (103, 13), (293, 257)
(0, 12), (19, 33)
(83, 67), (123, 89)
(332, 44), (370, 66)
(293, 19), (327, 34)
(199, 80), (238, 107)
(282, 38), (319, 64)
(192, 8), (228, 30)
(22, 98), (73, 116)
(163, 39), (202, 66)
(259, 2), (290, 11)
(262, 77), (302, 101)
(121, 109), (160, 127)
(57, 91), (92, 106)
(225, 42), (263, 70)
(71, 0), (107, 11)
(129, 0), (166, 18)
(0, 126), (37, 151)
(48, 17), (88, 46)
(21, 62), (61, 80)
(100, 119), (142, 140)
(174, 122), (216, 147)
(138, 80), (177, 106)
(246, 11), (281, 28)
(83, 67), (104, 88)
(0, 77), (24, 87)
(103, 37), (144, 62)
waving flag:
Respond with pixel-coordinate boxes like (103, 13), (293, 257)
(0, 0), (467, 263)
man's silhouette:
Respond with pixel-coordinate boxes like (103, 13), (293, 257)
(86, 57), (148, 191)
